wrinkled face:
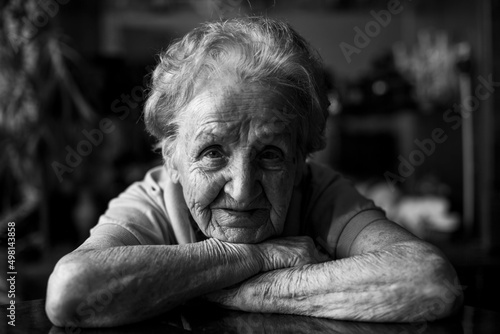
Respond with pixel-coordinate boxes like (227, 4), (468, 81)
(169, 83), (301, 243)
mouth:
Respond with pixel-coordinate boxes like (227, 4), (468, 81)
(223, 208), (259, 217)
(211, 208), (269, 228)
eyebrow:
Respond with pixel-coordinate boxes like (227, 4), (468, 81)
(193, 121), (241, 143)
(193, 128), (293, 153)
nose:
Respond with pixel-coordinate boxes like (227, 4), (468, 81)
(224, 155), (262, 205)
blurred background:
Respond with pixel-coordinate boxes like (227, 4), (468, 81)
(0, 0), (499, 312)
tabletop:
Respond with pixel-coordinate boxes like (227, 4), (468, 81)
(2, 299), (500, 333)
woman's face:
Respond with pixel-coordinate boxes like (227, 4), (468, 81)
(169, 83), (301, 243)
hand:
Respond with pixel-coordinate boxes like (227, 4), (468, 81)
(204, 237), (263, 276)
(254, 236), (330, 272)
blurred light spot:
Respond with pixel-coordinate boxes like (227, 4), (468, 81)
(372, 80), (387, 95)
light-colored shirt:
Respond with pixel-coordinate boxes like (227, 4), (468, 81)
(89, 161), (385, 259)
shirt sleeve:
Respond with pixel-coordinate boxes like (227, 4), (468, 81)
(89, 167), (174, 246)
(303, 162), (387, 259)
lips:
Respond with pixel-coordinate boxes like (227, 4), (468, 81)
(211, 208), (269, 228)
(223, 208), (258, 217)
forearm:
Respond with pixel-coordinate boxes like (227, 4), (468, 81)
(209, 240), (463, 322)
(46, 238), (260, 327)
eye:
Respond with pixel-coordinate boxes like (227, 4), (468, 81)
(200, 146), (225, 161)
(259, 147), (284, 163)
(205, 149), (223, 159)
(260, 150), (280, 160)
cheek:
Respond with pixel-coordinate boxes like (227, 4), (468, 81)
(182, 169), (224, 210)
(263, 166), (295, 211)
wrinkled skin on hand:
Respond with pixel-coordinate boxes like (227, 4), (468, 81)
(256, 236), (331, 272)
(205, 236), (331, 311)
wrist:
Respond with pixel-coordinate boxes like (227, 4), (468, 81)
(251, 242), (272, 272)
(247, 243), (266, 272)
(204, 238), (262, 275)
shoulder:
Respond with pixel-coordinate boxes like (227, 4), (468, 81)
(303, 160), (368, 207)
(301, 160), (385, 258)
(107, 165), (169, 217)
(305, 160), (343, 188)
(127, 165), (168, 196)
(91, 165), (176, 245)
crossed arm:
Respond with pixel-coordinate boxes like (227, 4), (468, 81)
(205, 221), (463, 322)
(45, 219), (463, 328)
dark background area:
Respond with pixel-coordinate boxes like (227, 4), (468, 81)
(1, 0), (499, 313)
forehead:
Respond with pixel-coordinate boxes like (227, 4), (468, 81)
(179, 83), (296, 140)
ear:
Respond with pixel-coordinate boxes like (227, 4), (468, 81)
(293, 152), (306, 187)
(160, 138), (182, 184)
(165, 154), (181, 184)
(168, 167), (180, 184)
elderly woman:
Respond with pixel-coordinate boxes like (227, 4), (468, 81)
(46, 17), (462, 327)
